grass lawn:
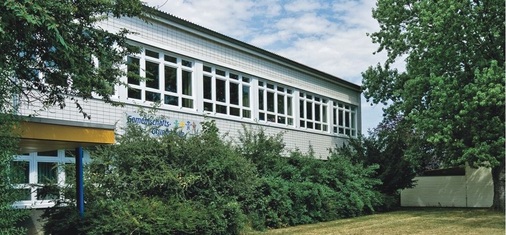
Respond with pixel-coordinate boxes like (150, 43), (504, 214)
(246, 208), (505, 235)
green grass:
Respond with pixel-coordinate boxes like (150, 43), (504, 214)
(246, 208), (505, 235)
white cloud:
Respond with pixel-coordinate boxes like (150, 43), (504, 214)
(284, 0), (325, 13)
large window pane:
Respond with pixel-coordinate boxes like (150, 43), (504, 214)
(38, 162), (58, 184)
(242, 86), (250, 107)
(216, 79), (226, 102)
(182, 70), (192, 96)
(145, 61), (159, 89)
(164, 66), (177, 92)
(287, 97), (292, 116)
(306, 101), (312, 119)
(267, 92), (274, 112)
(127, 57), (140, 85)
(277, 94), (284, 114)
(259, 90), (264, 110)
(203, 76), (212, 99)
(230, 83), (239, 105)
(315, 104), (320, 121)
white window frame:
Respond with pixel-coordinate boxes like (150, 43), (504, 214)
(257, 80), (294, 126)
(11, 149), (88, 209)
(202, 64), (252, 119)
(298, 91), (329, 132)
(332, 101), (357, 137)
(125, 47), (196, 110)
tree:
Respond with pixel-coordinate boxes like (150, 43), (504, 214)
(0, 0), (145, 117)
(362, 0), (505, 210)
(0, 0), (145, 232)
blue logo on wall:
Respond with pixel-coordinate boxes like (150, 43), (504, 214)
(126, 114), (199, 137)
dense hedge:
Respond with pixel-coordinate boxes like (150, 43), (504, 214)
(43, 120), (383, 234)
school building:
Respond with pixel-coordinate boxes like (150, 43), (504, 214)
(13, 7), (361, 209)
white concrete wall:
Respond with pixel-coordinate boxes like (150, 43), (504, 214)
(400, 166), (493, 207)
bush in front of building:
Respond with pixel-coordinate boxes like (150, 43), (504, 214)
(43, 121), (383, 234)
(237, 127), (382, 230)
(43, 120), (256, 235)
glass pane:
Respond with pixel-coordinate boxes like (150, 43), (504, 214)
(203, 65), (212, 72)
(164, 66), (177, 92)
(339, 128), (344, 134)
(128, 88), (141, 99)
(267, 92), (274, 112)
(145, 49), (159, 58)
(258, 89), (264, 110)
(182, 70), (192, 95)
(230, 107), (240, 116)
(306, 101), (312, 120)
(164, 55), (177, 63)
(11, 161), (29, 184)
(351, 112), (356, 128)
(338, 110), (344, 126)
(164, 95), (178, 106)
(287, 118), (293, 125)
(277, 94), (284, 114)
(242, 77), (250, 83)
(64, 163), (75, 185)
(315, 97), (320, 102)
(287, 97), (292, 116)
(345, 129), (351, 135)
(230, 73), (239, 80)
(145, 91), (161, 102)
(216, 105), (227, 114)
(145, 61), (159, 89)
(216, 79), (226, 102)
(307, 122), (313, 129)
(259, 112), (265, 121)
(315, 104), (320, 121)
(345, 112), (350, 127)
(243, 110), (251, 118)
(204, 102), (213, 112)
(216, 69), (226, 76)
(333, 109), (337, 124)
(38, 162), (58, 184)
(203, 75), (212, 99)
(127, 57), (140, 85)
(258, 81), (264, 87)
(267, 114), (275, 122)
(300, 120), (305, 127)
(230, 83), (239, 105)
(315, 123), (321, 130)
(182, 98), (193, 108)
(242, 86), (250, 107)
(182, 60), (192, 67)
(38, 150), (58, 157)
(306, 94), (312, 99)
(65, 149), (76, 158)
(278, 116), (285, 124)
(333, 127), (337, 133)
(267, 83), (274, 89)
(277, 86), (284, 92)
(323, 125), (328, 131)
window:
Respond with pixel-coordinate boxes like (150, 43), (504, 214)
(258, 81), (293, 125)
(299, 92), (328, 131)
(11, 149), (82, 208)
(332, 101), (357, 137)
(126, 48), (195, 109)
(202, 65), (251, 118)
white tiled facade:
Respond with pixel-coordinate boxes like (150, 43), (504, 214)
(19, 11), (362, 159)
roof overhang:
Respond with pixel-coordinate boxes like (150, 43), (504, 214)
(16, 117), (115, 153)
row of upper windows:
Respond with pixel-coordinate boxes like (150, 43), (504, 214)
(124, 47), (358, 137)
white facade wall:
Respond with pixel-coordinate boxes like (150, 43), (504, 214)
(400, 166), (493, 207)
(18, 14), (360, 158)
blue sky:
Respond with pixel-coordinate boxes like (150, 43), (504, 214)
(145, 0), (394, 135)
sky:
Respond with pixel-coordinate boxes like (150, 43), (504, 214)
(144, 0), (393, 135)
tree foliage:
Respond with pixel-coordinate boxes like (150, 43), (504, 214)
(363, 0), (505, 210)
(0, 0), (144, 117)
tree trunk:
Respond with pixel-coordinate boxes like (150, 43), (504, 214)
(491, 157), (505, 211)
